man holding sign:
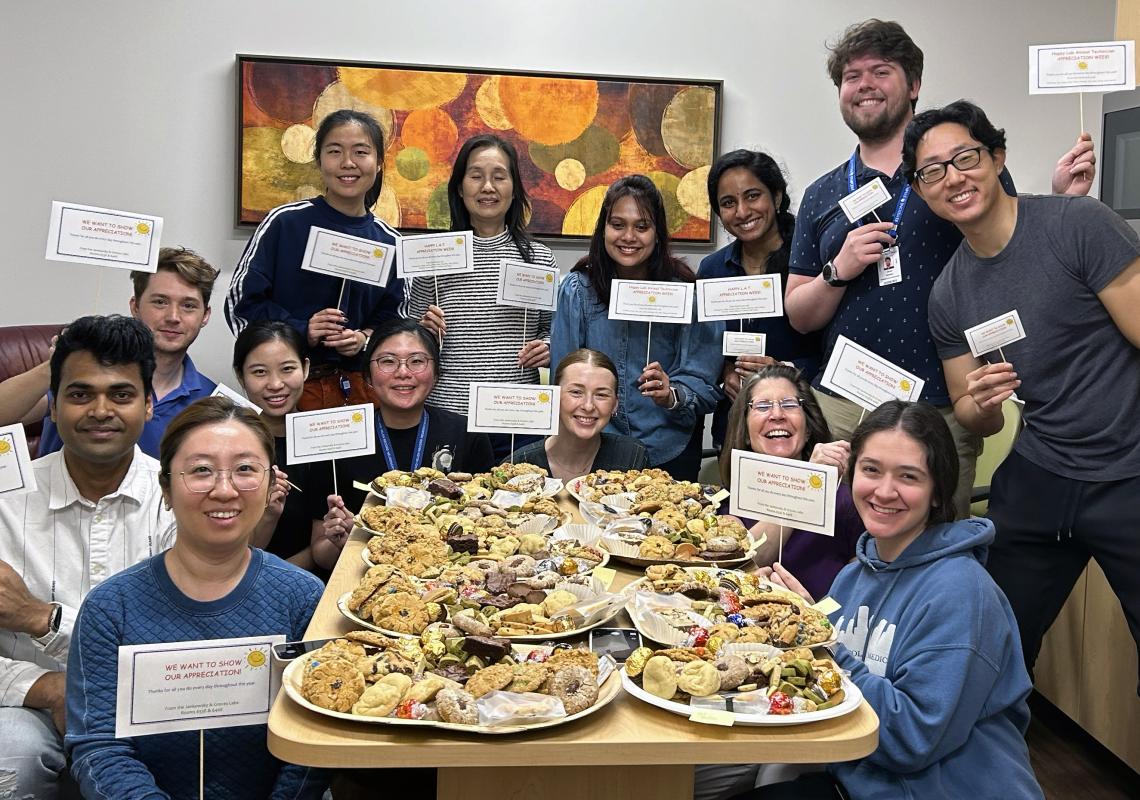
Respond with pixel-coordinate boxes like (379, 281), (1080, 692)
(909, 101), (1140, 688)
(0, 316), (175, 799)
(785, 18), (1095, 516)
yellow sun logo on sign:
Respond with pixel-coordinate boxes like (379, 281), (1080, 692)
(136, 222), (150, 234)
(1077, 61), (1089, 70)
(373, 248), (385, 259)
(538, 392), (551, 403)
(544, 274), (554, 282)
(809, 475), (823, 489)
(0, 440), (10, 455)
(899, 379), (912, 391)
(455, 237), (465, 246)
(246, 649), (266, 668)
(762, 280), (772, 288)
(648, 296), (657, 303)
(351, 412), (364, 423)
(1005, 319), (1015, 326)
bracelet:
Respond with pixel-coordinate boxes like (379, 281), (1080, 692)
(666, 386), (680, 411)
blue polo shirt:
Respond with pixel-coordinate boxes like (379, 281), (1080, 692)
(697, 241), (822, 445)
(37, 355), (216, 458)
(788, 152), (1015, 406)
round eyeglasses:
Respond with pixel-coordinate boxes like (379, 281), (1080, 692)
(175, 463), (269, 493)
(370, 353), (434, 374)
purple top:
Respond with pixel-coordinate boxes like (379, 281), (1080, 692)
(728, 483), (863, 600)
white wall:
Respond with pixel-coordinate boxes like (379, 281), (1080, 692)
(0, 0), (1118, 382)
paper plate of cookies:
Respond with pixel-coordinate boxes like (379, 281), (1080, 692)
(625, 566), (839, 650)
(619, 643), (861, 726)
(594, 515), (761, 569)
(283, 632), (620, 735)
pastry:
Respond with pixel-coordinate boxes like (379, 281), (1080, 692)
(373, 592), (431, 635)
(302, 659), (366, 712)
(435, 688), (480, 725)
(641, 656), (678, 700)
(507, 662), (550, 693)
(547, 665), (598, 714)
(350, 672), (411, 717)
(639, 535), (676, 559)
(463, 635), (511, 663)
(466, 662), (515, 697)
(677, 659), (720, 697)
(714, 655), (749, 691)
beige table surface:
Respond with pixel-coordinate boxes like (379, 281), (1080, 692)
(268, 493), (878, 800)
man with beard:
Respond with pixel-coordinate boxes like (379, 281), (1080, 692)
(1, 248), (218, 458)
(0, 315), (176, 799)
(784, 19), (1095, 517)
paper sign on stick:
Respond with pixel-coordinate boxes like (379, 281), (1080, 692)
(608, 279), (693, 323)
(964, 310), (1027, 358)
(0, 424), (36, 497)
(210, 384), (262, 413)
(115, 635), (283, 737)
(286, 403), (376, 465)
(820, 335), (925, 412)
(1029, 41), (1136, 94)
(722, 331), (767, 358)
(695, 274), (783, 321)
(45, 201), (163, 272)
(496, 259), (558, 311)
(838, 178), (893, 223)
(397, 231), (474, 278)
(467, 383), (560, 435)
(729, 450), (837, 536)
(300, 227), (394, 287)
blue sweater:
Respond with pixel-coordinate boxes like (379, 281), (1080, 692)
(66, 548), (327, 800)
(827, 518), (1042, 799)
(225, 196), (406, 367)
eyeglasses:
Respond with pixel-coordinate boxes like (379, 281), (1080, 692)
(914, 146), (988, 185)
(175, 463), (269, 493)
(747, 398), (803, 414)
(370, 353), (433, 374)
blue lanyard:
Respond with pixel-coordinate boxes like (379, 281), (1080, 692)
(847, 153), (910, 231)
(376, 412), (430, 472)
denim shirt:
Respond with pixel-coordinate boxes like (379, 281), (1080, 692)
(550, 271), (721, 465)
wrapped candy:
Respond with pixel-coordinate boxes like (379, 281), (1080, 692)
(726, 613), (745, 627)
(768, 691), (793, 715)
(395, 698), (429, 720)
(717, 590), (742, 614)
(525, 649), (550, 663)
(684, 626), (709, 648)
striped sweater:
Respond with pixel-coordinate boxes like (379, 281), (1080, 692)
(406, 229), (556, 413)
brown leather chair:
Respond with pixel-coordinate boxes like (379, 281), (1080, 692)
(0, 324), (65, 457)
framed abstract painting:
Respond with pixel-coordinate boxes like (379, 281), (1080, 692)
(237, 55), (722, 242)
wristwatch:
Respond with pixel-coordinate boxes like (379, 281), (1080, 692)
(821, 260), (850, 287)
(666, 386), (682, 411)
(33, 602), (63, 646)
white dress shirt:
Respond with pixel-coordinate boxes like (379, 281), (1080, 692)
(0, 447), (176, 706)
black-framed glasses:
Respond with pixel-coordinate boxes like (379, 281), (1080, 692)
(175, 463), (269, 493)
(914, 146), (988, 184)
(370, 353), (433, 374)
(747, 398), (803, 414)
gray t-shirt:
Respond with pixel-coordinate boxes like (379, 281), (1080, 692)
(929, 195), (1140, 481)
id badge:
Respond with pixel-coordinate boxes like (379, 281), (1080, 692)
(877, 246), (902, 286)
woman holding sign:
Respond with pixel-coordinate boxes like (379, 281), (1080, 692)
(314, 318), (495, 539)
(732, 402), (1041, 800)
(409, 134), (557, 457)
(719, 364), (862, 600)
(225, 109), (405, 412)
(550, 175), (720, 480)
(66, 398), (327, 799)
(698, 150), (823, 449)
(511, 348), (648, 478)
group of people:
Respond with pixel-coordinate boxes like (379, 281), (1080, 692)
(0, 15), (1137, 800)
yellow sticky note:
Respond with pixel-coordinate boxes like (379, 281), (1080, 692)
(689, 709), (735, 726)
(811, 596), (841, 615)
(708, 489), (730, 504)
(593, 566), (617, 590)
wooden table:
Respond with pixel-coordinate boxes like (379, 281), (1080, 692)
(268, 495), (878, 800)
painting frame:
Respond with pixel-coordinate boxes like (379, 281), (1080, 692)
(236, 54), (723, 242)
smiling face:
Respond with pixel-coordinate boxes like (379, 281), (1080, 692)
(852, 428), (935, 562)
(604, 195), (657, 274)
(912, 122), (1006, 230)
(716, 167), (781, 248)
(745, 377), (806, 459)
(52, 350), (153, 465)
(838, 54), (919, 142)
(366, 332), (436, 419)
(129, 269), (210, 357)
(460, 145), (514, 235)
(557, 362), (618, 442)
(239, 339), (308, 424)
(318, 121), (381, 216)
(164, 420), (272, 551)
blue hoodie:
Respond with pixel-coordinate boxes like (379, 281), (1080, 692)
(827, 518), (1043, 800)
